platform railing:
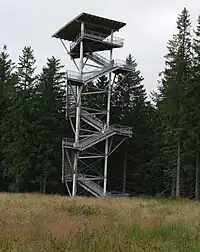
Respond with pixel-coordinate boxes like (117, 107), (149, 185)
(111, 124), (133, 135)
(67, 68), (108, 82)
(67, 71), (82, 81)
(70, 29), (124, 51)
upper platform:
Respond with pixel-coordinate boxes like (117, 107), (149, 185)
(52, 12), (126, 41)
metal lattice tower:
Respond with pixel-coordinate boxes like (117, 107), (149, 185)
(52, 12), (133, 197)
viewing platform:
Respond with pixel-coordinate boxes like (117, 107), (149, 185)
(52, 12), (126, 57)
(69, 29), (124, 58)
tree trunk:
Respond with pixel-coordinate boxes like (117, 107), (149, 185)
(122, 146), (128, 194)
(15, 172), (20, 193)
(176, 136), (181, 197)
(195, 152), (199, 200)
(171, 166), (176, 197)
(43, 175), (47, 194)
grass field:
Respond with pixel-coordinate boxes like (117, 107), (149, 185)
(0, 194), (200, 251)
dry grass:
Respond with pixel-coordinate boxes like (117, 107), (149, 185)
(0, 194), (200, 251)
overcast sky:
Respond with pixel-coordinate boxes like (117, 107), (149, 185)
(1, 0), (200, 95)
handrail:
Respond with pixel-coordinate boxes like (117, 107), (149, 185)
(113, 59), (135, 70)
(67, 67), (110, 82)
(84, 30), (124, 46)
(70, 29), (124, 51)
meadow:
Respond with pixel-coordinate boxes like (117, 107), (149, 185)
(0, 193), (200, 251)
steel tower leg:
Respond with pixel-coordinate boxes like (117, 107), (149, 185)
(72, 21), (84, 196)
(103, 30), (113, 197)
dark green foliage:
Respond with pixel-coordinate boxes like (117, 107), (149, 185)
(1, 46), (36, 192)
(33, 57), (67, 193)
(154, 7), (193, 197)
(110, 54), (155, 194)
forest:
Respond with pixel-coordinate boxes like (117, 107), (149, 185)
(1, 7), (200, 199)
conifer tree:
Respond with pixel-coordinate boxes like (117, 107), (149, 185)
(33, 57), (66, 193)
(0, 46), (17, 191)
(111, 54), (153, 194)
(158, 8), (192, 197)
(1, 46), (36, 192)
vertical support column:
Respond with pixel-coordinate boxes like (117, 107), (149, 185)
(103, 30), (114, 197)
(62, 140), (65, 183)
(72, 21), (84, 196)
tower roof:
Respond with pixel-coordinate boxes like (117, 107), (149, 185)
(52, 12), (126, 41)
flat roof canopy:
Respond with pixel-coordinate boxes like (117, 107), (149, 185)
(52, 12), (126, 41)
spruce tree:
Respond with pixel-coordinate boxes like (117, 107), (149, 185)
(33, 57), (66, 193)
(158, 8), (192, 197)
(1, 46), (36, 192)
(182, 15), (200, 199)
(111, 54), (154, 194)
(0, 45), (17, 191)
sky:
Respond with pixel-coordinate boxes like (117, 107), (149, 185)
(1, 0), (200, 96)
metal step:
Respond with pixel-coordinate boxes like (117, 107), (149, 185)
(78, 174), (104, 197)
(62, 149), (73, 182)
(82, 111), (132, 137)
(76, 128), (116, 150)
(85, 52), (111, 67)
(66, 85), (76, 117)
(63, 128), (116, 151)
(82, 110), (104, 130)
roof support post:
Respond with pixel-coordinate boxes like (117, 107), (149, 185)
(103, 29), (114, 197)
(72, 21), (84, 196)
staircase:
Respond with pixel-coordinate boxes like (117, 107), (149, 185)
(67, 65), (118, 84)
(62, 148), (73, 182)
(82, 110), (104, 130)
(78, 174), (103, 197)
(63, 124), (132, 151)
(68, 57), (134, 85)
(66, 85), (76, 117)
(63, 128), (116, 151)
(85, 52), (111, 67)
(82, 110), (132, 136)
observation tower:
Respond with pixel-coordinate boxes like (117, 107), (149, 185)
(52, 12), (133, 197)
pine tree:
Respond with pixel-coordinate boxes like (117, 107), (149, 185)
(111, 54), (154, 194)
(158, 8), (192, 197)
(182, 15), (200, 199)
(0, 45), (17, 191)
(1, 46), (36, 192)
(33, 57), (66, 193)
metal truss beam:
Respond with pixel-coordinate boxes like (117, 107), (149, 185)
(109, 138), (127, 156)
(79, 155), (104, 159)
(60, 39), (79, 71)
